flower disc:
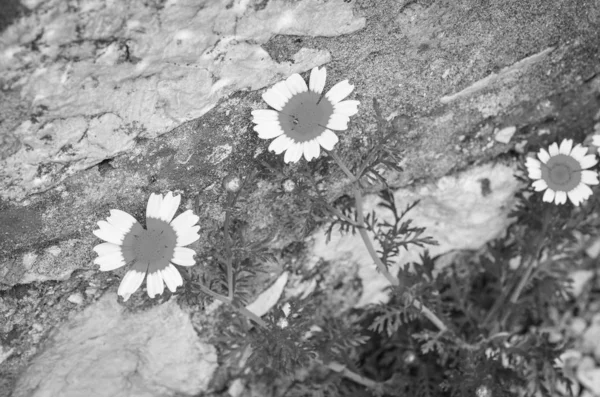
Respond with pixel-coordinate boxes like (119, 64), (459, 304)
(278, 92), (334, 142)
(122, 218), (177, 272)
(541, 154), (581, 192)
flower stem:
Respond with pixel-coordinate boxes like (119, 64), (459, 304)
(330, 151), (447, 332)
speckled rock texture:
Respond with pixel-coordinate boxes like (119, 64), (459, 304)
(11, 294), (218, 397)
(1, 0), (600, 395)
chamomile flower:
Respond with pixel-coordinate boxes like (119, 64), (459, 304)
(93, 192), (200, 301)
(251, 66), (360, 163)
(525, 139), (599, 206)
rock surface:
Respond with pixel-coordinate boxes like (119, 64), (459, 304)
(12, 294), (218, 397)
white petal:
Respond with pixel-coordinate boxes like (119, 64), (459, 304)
(528, 168), (542, 180)
(593, 135), (600, 146)
(537, 148), (550, 163)
(170, 210), (200, 233)
(309, 67), (326, 94)
(254, 122), (284, 139)
(93, 242), (122, 256)
(273, 81), (293, 101)
(303, 139), (321, 161)
(107, 210), (139, 234)
(162, 264), (184, 292)
(568, 189), (581, 206)
(176, 225), (200, 246)
(94, 251), (126, 271)
(316, 129), (339, 151)
(581, 170), (599, 185)
(325, 80), (354, 105)
(327, 114), (349, 131)
(579, 154), (598, 169)
(146, 193), (162, 219)
(262, 89), (286, 111)
(559, 139), (573, 155)
(146, 271), (164, 298)
(542, 188), (555, 203)
(118, 269), (146, 301)
(548, 143), (559, 156)
(555, 191), (567, 205)
(171, 247), (196, 266)
(570, 144), (588, 161)
(284, 142), (303, 163)
(286, 74), (308, 95)
(532, 179), (548, 191)
(93, 220), (126, 245)
(578, 183), (594, 200)
(525, 157), (541, 169)
(333, 100), (360, 117)
(251, 109), (279, 122)
(158, 192), (181, 223)
(268, 134), (294, 154)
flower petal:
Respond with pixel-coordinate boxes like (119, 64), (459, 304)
(548, 143), (559, 156)
(93, 220), (126, 245)
(555, 191), (567, 205)
(542, 188), (555, 203)
(309, 67), (326, 94)
(93, 242), (122, 257)
(559, 139), (573, 155)
(158, 192), (181, 223)
(146, 271), (164, 298)
(273, 81), (293, 101)
(146, 193), (162, 219)
(567, 189), (581, 206)
(118, 269), (146, 302)
(268, 134), (294, 154)
(570, 144), (588, 161)
(262, 88), (287, 111)
(284, 142), (303, 163)
(316, 129), (339, 151)
(107, 209), (139, 234)
(532, 179), (548, 191)
(304, 139), (321, 161)
(327, 113), (349, 131)
(333, 100), (360, 117)
(176, 225), (200, 247)
(579, 154), (598, 169)
(528, 168), (542, 180)
(170, 210), (199, 233)
(254, 122), (284, 139)
(251, 110), (279, 124)
(593, 135), (600, 146)
(537, 148), (550, 163)
(525, 157), (541, 169)
(325, 80), (354, 105)
(581, 170), (599, 185)
(171, 246), (196, 266)
(286, 74), (308, 95)
(161, 264), (183, 293)
(94, 251), (126, 271)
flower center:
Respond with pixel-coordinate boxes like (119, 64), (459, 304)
(540, 154), (582, 192)
(278, 91), (334, 142)
(122, 218), (177, 272)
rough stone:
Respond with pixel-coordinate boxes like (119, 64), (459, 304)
(0, 0), (365, 201)
(576, 356), (600, 397)
(494, 126), (517, 144)
(311, 162), (521, 307)
(12, 295), (218, 397)
(66, 292), (84, 305)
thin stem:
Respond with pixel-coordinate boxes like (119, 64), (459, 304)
(196, 283), (269, 328)
(330, 150), (448, 332)
(324, 361), (385, 393)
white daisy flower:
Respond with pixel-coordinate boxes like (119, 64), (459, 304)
(251, 66), (360, 163)
(93, 192), (200, 301)
(525, 139), (599, 206)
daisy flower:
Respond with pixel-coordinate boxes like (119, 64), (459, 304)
(525, 139), (599, 206)
(251, 66), (360, 163)
(93, 192), (200, 301)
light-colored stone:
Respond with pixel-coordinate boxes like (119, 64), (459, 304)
(0, 0), (365, 201)
(0, 345), (14, 365)
(577, 356), (600, 396)
(13, 294), (218, 397)
(67, 292), (84, 305)
(246, 272), (289, 317)
(228, 379), (246, 397)
(311, 162), (521, 307)
(494, 126), (517, 144)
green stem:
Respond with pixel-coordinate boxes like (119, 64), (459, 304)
(330, 151), (448, 332)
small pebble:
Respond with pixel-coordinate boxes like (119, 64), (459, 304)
(67, 292), (84, 305)
(494, 126), (516, 144)
(227, 379), (245, 397)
